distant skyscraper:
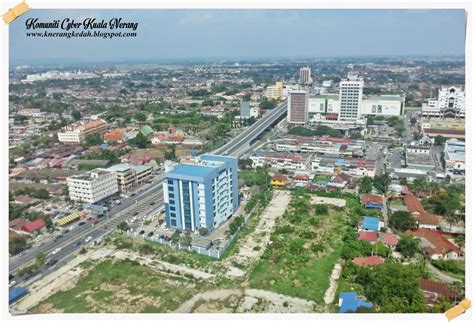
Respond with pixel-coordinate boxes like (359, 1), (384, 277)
(299, 67), (312, 85)
(338, 74), (364, 121)
(240, 100), (250, 118)
(287, 90), (308, 124)
(163, 155), (239, 232)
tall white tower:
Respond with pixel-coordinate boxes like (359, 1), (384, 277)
(338, 74), (364, 121)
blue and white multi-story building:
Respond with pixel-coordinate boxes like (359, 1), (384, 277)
(163, 155), (238, 232)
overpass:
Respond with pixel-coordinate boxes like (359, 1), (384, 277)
(214, 100), (288, 156)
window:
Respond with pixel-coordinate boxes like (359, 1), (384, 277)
(170, 206), (176, 211)
(171, 219), (176, 226)
(169, 193), (175, 199)
(167, 179), (173, 185)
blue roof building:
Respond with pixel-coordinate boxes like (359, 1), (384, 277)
(9, 287), (28, 304)
(362, 216), (381, 231)
(164, 155), (238, 232)
(339, 292), (373, 313)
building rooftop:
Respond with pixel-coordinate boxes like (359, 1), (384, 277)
(362, 216), (380, 231)
(404, 194), (425, 214)
(134, 165), (151, 173)
(107, 164), (132, 173)
(168, 164), (217, 180)
(339, 292), (373, 313)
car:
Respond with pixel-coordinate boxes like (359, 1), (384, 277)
(97, 214), (105, 219)
(139, 230), (145, 235)
(9, 280), (16, 288)
(51, 248), (61, 255)
(74, 241), (81, 247)
(78, 221), (86, 226)
(147, 232), (154, 237)
(159, 234), (165, 239)
(46, 258), (58, 266)
(85, 236), (93, 243)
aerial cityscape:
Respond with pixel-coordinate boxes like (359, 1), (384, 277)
(7, 9), (466, 315)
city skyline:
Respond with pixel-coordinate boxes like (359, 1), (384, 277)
(10, 9), (466, 65)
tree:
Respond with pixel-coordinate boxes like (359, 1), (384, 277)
(164, 144), (177, 161)
(198, 227), (208, 236)
(341, 240), (373, 260)
(390, 211), (417, 231)
(238, 158), (253, 170)
(434, 135), (447, 146)
(396, 234), (420, 257)
(117, 221), (129, 231)
(315, 204), (329, 216)
(259, 97), (277, 109)
(9, 236), (28, 255)
(411, 176), (428, 196)
(71, 109), (81, 121)
(179, 235), (192, 246)
(35, 252), (46, 266)
(129, 132), (151, 149)
(410, 117), (417, 125)
(373, 174), (391, 194)
(134, 112), (147, 122)
(413, 132), (423, 140)
(171, 230), (181, 243)
(83, 133), (103, 147)
(358, 176), (373, 194)
(355, 263), (425, 312)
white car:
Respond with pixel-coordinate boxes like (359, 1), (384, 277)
(85, 236), (93, 243)
(9, 280), (16, 288)
(51, 247), (61, 255)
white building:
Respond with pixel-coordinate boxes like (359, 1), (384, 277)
(422, 85), (465, 118)
(57, 119), (108, 144)
(287, 90), (308, 124)
(444, 139), (465, 177)
(299, 67), (312, 85)
(338, 74), (364, 121)
(66, 169), (119, 203)
(308, 94), (404, 117)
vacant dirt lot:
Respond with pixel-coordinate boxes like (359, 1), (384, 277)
(310, 196), (346, 207)
(224, 190), (291, 277)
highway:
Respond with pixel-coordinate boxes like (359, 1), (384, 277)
(10, 100), (289, 286)
(215, 100), (287, 156)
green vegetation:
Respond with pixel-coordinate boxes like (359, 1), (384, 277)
(33, 259), (207, 313)
(239, 169), (270, 187)
(248, 191), (355, 304)
(82, 133), (103, 148)
(128, 132), (151, 149)
(431, 260), (464, 281)
(78, 163), (105, 171)
(396, 234), (420, 257)
(259, 97), (277, 109)
(389, 211), (417, 231)
(79, 148), (130, 164)
(117, 221), (129, 231)
(9, 236), (29, 255)
(288, 125), (343, 138)
(12, 187), (50, 199)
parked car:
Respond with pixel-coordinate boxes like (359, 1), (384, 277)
(8, 280), (16, 288)
(139, 230), (145, 235)
(147, 232), (154, 237)
(51, 248), (61, 255)
(85, 236), (93, 243)
(46, 258), (58, 266)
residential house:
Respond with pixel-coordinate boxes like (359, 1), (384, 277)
(271, 173), (288, 188)
(404, 194), (425, 216)
(362, 216), (383, 231)
(358, 231), (378, 244)
(420, 278), (456, 307)
(406, 228), (463, 260)
(380, 232), (399, 249)
(415, 213), (440, 230)
(360, 194), (384, 209)
(338, 292), (373, 313)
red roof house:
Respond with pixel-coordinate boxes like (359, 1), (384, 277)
(381, 232), (399, 247)
(406, 228), (463, 260)
(21, 218), (46, 233)
(404, 194), (425, 215)
(358, 231), (378, 243)
(353, 256), (385, 266)
(9, 218), (27, 231)
(360, 194), (384, 209)
(420, 278), (456, 307)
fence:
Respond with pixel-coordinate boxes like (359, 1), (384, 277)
(126, 209), (254, 259)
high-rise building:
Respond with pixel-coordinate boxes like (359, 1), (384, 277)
(163, 155), (238, 232)
(240, 100), (251, 118)
(338, 74), (364, 121)
(287, 90), (308, 124)
(66, 169), (119, 203)
(422, 85), (465, 118)
(299, 67), (312, 85)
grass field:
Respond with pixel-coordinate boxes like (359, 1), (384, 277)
(248, 191), (352, 305)
(32, 258), (207, 313)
